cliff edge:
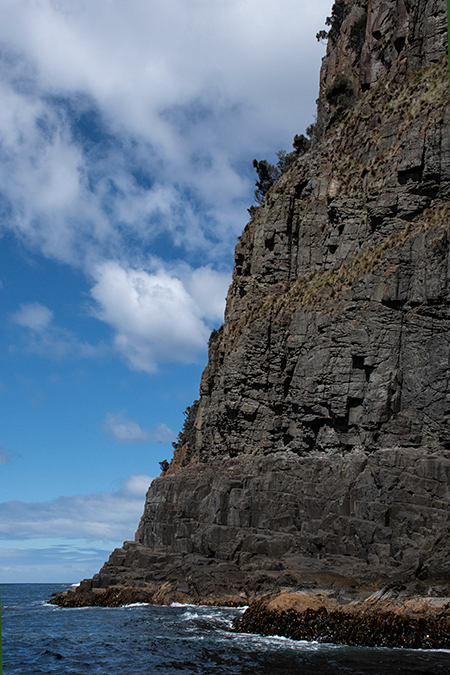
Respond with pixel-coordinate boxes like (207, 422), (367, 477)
(52, 0), (450, 611)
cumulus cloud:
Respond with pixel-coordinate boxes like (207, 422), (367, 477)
(90, 262), (228, 371)
(184, 266), (231, 323)
(0, 0), (329, 269)
(10, 301), (103, 358)
(0, 474), (152, 541)
(103, 414), (150, 444)
(0, 0), (329, 370)
(103, 413), (175, 445)
(9, 264), (229, 370)
(11, 302), (53, 331)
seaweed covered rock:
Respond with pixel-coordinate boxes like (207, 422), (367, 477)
(234, 601), (450, 649)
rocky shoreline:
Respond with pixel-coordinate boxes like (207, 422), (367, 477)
(234, 600), (450, 649)
(49, 583), (450, 649)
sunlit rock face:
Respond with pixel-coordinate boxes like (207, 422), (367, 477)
(94, 0), (450, 602)
(194, 0), (449, 462)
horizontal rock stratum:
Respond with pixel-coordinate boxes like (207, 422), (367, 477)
(52, 0), (450, 640)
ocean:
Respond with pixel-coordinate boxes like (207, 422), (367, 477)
(2, 583), (450, 674)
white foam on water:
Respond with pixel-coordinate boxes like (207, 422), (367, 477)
(417, 648), (450, 654)
(234, 630), (323, 652)
(182, 611), (200, 620)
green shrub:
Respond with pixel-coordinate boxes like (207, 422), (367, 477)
(349, 12), (367, 56)
(251, 132), (312, 208)
(172, 400), (199, 451)
(252, 159), (280, 204)
(325, 0), (350, 45)
(305, 122), (324, 144)
(275, 150), (297, 174)
(325, 74), (355, 108)
(292, 134), (311, 155)
(208, 324), (223, 348)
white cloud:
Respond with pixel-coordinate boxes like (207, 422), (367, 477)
(10, 301), (103, 358)
(9, 300), (100, 366)
(0, 0), (329, 370)
(0, 0), (329, 269)
(103, 414), (150, 444)
(103, 413), (174, 445)
(123, 474), (152, 496)
(90, 261), (229, 372)
(9, 265), (229, 370)
(184, 266), (230, 323)
(0, 77), (113, 266)
(11, 302), (53, 331)
(0, 474), (152, 541)
(0, 542), (116, 583)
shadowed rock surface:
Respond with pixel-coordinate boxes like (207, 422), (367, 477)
(51, 0), (450, 633)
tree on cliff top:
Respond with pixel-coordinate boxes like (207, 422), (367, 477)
(252, 159), (280, 205)
(316, 0), (351, 45)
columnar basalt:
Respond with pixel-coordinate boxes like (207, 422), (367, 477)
(52, 0), (450, 611)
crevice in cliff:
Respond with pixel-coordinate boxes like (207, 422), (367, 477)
(398, 165), (424, 185)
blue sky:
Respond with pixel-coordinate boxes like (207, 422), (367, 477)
(0, 0), (330, 583)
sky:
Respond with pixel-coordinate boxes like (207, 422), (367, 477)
(0, 0), (331, 583)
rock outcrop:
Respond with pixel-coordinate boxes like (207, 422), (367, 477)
(53, 0), (450, 609)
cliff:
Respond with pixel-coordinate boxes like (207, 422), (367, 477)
(53, 0), (450, 609)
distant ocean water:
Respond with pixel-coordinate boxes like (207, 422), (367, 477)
(2, 583), (450, 674)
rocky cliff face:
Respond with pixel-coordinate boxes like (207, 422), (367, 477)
(196, 0), (449, 461)
(90, 0), (450, 605)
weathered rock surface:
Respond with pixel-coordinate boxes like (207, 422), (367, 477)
(53, 0), (450, 614)
(84, 446), (450, 603)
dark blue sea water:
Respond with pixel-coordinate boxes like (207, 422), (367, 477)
(2, 583), (450, 674)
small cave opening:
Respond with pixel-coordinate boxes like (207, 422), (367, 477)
(352, 355), (365, 370)
(333, 416), (349, 433)
(398, 166), (423, 185)
(295, 179), (308, 199)
(265, 236), (275, 252)
(352, 355), (374, 382)
(394, 36), (406, 54)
